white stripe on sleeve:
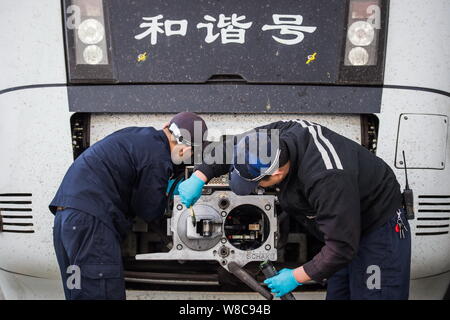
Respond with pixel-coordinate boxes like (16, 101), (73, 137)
(298, 120), (334, 170)
(315, 125), (343, 170)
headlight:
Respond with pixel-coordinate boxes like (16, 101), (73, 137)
(83, 45), (104, 65)
(77, 18), (105, 45)
(348, 47), (369, 66)
(342, 0), (383, 70)
(347, 21), (375, 46)
(64, 0), (114, 82)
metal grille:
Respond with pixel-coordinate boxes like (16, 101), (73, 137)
(185, 166), (229, 187)
(206, 174), (229, 187)
(415, 195), (450, 236)
(0, 193), (34, 233)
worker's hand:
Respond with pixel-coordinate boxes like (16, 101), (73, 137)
(178, 173), (205, 207)
(166, 179), (184, 196)
(264, 268), (302, 298)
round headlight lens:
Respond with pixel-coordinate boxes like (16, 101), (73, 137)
(78, 18), (105, 45)
(348, 47), (369, 66)
(83, 45), (104, 65)
(347, 21), (375, 46)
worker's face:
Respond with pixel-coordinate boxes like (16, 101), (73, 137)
(165, 127), (194, 165)
(257, 161), (290, 188)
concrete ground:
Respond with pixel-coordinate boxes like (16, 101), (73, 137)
(126, 290), (325, 300)
(0, 287), (324, 300)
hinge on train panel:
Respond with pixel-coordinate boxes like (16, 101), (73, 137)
(70, 113), (91, 160)
(361, 114), (379, 154)
(0, 210), (3, 232)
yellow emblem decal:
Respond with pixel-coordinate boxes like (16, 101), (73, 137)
(306, 52), (317, 65)
(137, 52), (148, 62)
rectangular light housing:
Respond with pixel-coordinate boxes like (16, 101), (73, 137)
(344, 0), (381, 66)
(63, 0), (115, 83)
(338, 0), (389, 84)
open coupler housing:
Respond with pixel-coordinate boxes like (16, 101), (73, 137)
(135, 191), (278, 273)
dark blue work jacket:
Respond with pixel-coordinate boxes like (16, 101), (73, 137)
(49, 127), (173, 238)
(196, 120), (402, 282)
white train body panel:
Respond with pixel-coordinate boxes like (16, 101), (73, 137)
(0, 0), (66, 90)
(383, 0), (450, 93)
(0, 0), (449, 299)
(380, 0), (450, 281)
(377, 89), (450, 278)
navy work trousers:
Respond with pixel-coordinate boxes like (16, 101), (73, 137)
(53, 208), (126, 300)
(326, 208), (411, 300)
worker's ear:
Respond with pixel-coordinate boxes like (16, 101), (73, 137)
(270, 168), (283, 177)
(171, 145), (192, 165)
(265, 167), (285, 184)
(179, 145), (192, 158)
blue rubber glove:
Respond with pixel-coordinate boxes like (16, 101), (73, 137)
(166, 178), (184, 196)
(178, 174), (205, 207)
(264, 268), (302, 298)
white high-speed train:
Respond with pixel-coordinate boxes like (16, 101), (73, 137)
(0, 0), (449, 299)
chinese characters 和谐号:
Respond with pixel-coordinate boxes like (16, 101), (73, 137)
(134, 14), (317, 45)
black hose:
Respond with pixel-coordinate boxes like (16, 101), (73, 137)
(228, 262), (273, 300)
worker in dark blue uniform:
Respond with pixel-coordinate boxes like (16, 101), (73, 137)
(50, 112), (208, 300)
(179, 120), (411, 300)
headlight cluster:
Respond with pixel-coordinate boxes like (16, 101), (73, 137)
(77, 18), (106, 65)
(70, 0), (109, 66)
(344, 0), (381, 66)
(64, 0), (114, 82)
